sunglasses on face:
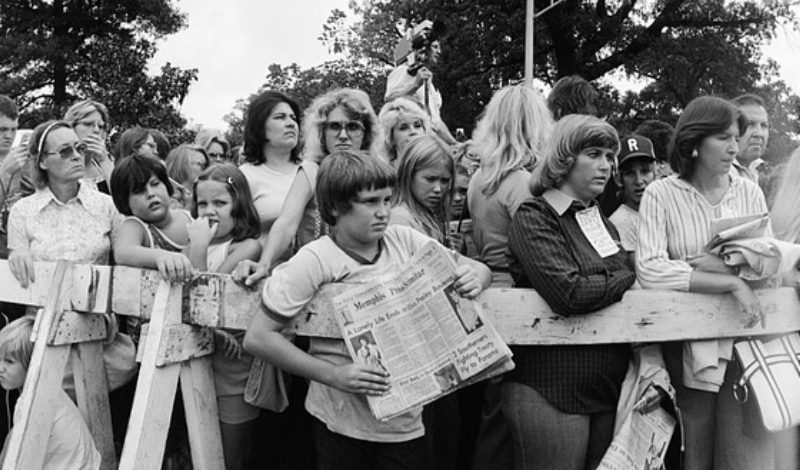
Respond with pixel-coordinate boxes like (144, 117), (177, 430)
(45, 142), (86, 160)
(324, 121), (365, 136)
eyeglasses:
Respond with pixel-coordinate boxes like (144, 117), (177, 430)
(76, 120), (106, 132)
(45, 143), (86, 160)
(325, 121), (365, 136)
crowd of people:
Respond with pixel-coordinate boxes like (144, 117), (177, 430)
(1, 34), (799, 470)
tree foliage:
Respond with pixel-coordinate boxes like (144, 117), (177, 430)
(0, 0), (197, 138)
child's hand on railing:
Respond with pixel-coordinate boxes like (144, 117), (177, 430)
(155, 252), (194, 283)
(214, 330), (242, 359)
(8, 248), (35, 288)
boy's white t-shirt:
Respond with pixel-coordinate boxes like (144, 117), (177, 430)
(262, 225), (451, 442)
(7, 389), (101, 469)
(609, 204), (639, 252)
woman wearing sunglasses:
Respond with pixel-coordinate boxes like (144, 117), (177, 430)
(234, 87), (382, 286)
(6, 120), (122, 287)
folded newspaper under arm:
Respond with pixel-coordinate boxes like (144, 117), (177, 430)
(332, 240), (514, 421)
(704, 213), (770, 253)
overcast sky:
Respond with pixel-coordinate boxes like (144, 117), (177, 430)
(149, 1), (800, 131)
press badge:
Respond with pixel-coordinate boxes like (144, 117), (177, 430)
(575, 206), (619, 258)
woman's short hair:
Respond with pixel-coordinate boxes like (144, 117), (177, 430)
(110, 155), (173, 216)
(317, 151), (396, 226)
(378, 97), (430, 163)
(393, 134), (455, 238)
(668, 96), (744, 179)
(243, 91), (302, 165)
(165, 144), (209, 186)
(195, 128), (230, 159)
(28, 120), (73, 189)
(472, 85), (554, 195)
(0, 316), (35, 371)
(192, 163), (261, 242)
(63, 100), (110, 133)
(114, 127), (152, 161)
(530, 114), (619, 196)
(303, 88), (382, 163)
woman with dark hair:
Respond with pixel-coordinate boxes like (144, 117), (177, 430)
(234, 88), (382, 286)
(64, 99), (114, 193)
(238, 90), (303, 249)
(637, 96), (775, 469)
(114, 127), (158, 161)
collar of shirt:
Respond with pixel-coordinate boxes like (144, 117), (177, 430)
(542, 188), (592, 216)
(29, 182), (106, 217)
(748, 158), (766, 172)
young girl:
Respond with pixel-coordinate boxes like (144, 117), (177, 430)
(111, 155), (194, 285)
(186, 164), (261, 470)
(390, 133), (455, 246)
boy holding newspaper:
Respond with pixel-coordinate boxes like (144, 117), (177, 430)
(244, 150), (491, 469)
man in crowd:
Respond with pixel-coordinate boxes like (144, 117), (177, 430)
(385, 21), (457, 145)
(731, 94), (770, 184)
(0, 95), (29, 259)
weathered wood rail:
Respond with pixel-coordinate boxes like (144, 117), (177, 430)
(1, 260), (798, 469)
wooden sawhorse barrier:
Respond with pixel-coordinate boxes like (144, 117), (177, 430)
(3, 260), (800, 469)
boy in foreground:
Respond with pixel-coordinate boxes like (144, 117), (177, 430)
(244, 151), (491, 470)
(0, 316), (100, 469)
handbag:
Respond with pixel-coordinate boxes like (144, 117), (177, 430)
(733, 334), (800, 432)
(243, 357), (290, 412)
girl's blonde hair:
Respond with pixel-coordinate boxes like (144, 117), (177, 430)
(472, 85), (553, 195)
(393, 134), (454, 242)
(0, 316), (35, 371)
(772, 146), (800, 243)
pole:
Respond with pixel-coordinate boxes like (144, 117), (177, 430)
(525, 0), (534, 86)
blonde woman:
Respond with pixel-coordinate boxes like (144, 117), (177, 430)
(378, 97), (430, 165)
(64, 99), (114, 193)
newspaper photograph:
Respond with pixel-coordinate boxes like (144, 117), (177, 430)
(598, 406), (676, 470)
(333, 240), (514, 421)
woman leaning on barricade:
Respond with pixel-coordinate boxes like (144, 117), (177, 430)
(504, 115), (665, 470)
(64, 99), (114, 194)
(636, 96), (779, 470)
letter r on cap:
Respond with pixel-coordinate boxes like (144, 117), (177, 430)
(627, 138), (639, 151)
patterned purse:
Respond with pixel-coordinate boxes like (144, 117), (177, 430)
(733, 334), (800, 432)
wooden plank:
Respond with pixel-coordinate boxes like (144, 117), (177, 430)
(2, 261), (72, 470)
(113, 268), (800, 344)
(0, 260), (110, 313)
(136, 324), (214, 366)
(118, 281), (182, 470)
(48, 311), (108, 346)
(179, 356), (224, 470)
(72, 341), (116, 470)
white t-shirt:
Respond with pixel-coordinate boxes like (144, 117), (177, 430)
(240, 162), (299, 245)
(609, 204), (639, 252)
(385, 64), (443, 130)
(262, 225), (455, 442)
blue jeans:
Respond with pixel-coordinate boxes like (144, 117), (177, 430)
(501, 382), (615, 470)
(312, 418), (432, 470)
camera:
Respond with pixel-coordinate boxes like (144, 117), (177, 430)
(393, 19), (448, 71)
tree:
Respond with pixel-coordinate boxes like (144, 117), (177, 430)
(316, 0), (798, 137)
(0, 0), (197, 137)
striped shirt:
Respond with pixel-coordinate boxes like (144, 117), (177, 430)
(636, 174), (768, 391)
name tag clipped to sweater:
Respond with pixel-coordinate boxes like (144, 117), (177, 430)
(575, 206), (619, 258)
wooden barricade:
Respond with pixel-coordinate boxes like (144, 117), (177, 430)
(3, 260), (800, 469)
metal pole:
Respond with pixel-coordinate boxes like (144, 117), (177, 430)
(525, 0), (534, 86)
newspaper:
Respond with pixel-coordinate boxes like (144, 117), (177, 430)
(598, 407), (676, 470)
(332, 240), (514, 421)
(704, 213), (770, 253)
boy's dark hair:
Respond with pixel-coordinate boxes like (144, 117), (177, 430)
(110, 155), (173, 216)
(547, 75), (600, 121)
(192, 164), (261, 242)
(317, 151), (396, 226)
(634, 120), (674, 164)
(0, 95), (19, 120)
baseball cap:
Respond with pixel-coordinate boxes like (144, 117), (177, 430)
(618, 134), (655, 167)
